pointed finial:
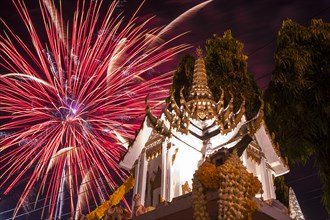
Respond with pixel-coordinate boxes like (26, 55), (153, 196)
(196, 46), (203, 58)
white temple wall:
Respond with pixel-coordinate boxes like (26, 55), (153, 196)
(170, 141), (203, 199)
(145, 156), (162, 207)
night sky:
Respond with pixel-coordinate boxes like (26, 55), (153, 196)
(1, 0), (330, 219)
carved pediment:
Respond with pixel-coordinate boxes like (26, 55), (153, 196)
(145, 129), (163, 147)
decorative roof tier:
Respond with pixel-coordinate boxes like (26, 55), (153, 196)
(187, 47), (216, 120)
(145, 47), (264, 138)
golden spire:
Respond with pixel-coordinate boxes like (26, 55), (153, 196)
(188, 47), (216, 120)
(188, 47), (214, 101)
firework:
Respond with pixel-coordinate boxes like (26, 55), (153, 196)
(0, 0), (189, 219)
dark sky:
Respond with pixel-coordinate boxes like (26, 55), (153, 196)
(1, 0), (330, 219)
(134, 0), (330, 89)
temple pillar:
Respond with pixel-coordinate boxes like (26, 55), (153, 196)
(160, 140), (167, 202)
(133, 157), (140, 196)
(258, 156), (270, 200)
(138, 149), (148, 205)
(166, 143), (172, 201)
(267, 166), (276, 199)
(131, 159), (140, 212)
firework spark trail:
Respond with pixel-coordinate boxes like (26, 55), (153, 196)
(0, 0), (190, 218)
(147, 0), (213, 50)
(158, 0), (213, 38)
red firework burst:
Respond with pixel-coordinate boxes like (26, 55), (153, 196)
(0, 0), (188, 218)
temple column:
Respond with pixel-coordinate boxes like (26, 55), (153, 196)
(138, 149), (148, 205)
(131, 159), (140, 212)
(133, 158), (140, 196)
(160, 140), (167, 201)
(258, 156), (270, 200)
(166, 143), (172, 201)
(267, 166), (276, 199)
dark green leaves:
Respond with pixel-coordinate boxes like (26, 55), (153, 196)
(265, 19), (330, 214)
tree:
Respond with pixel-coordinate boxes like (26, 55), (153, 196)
(168, 54), (194, 104)
(274, 176), (289, 207)
(170, 31), (261, 119)
(205, 31), (260, 118)
(264, 19), (330, 214)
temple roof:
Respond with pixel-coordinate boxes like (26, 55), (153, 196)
(147, 47), (261, 136)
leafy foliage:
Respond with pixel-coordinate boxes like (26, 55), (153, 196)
(274, 176), (289, 207)
(170, 31), (261, 118)
(205, 31), (260, 118)
(265, 19), (330, 214)
(169, 54), (195, 104)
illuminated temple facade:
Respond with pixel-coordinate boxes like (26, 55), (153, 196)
(120, 48), (289, 211)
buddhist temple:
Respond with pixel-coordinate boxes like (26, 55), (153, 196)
(119, 48), (290, 219)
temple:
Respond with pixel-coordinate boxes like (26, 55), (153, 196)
(119, 48), (289, 217)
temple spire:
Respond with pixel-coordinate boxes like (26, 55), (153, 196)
(188, 47), (214, 101)
(187, 47), (216, 120)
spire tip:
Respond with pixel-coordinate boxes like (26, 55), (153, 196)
(196, 46), (203, 58)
